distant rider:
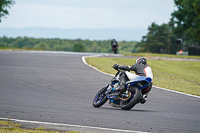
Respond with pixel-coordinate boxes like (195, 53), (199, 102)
(111, 39), (118, 49)
(113, 57), (153, 104)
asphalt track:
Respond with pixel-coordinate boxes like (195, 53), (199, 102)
(0, 51), (200, 133)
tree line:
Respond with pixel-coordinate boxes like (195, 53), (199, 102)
(0, 36), (138, 53)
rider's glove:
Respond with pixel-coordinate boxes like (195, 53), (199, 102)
(112, 64), (119, 70)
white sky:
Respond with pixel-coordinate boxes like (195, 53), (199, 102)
(0, 0), (176, 29)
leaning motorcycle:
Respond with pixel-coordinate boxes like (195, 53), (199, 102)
(93, 66), (152, 110)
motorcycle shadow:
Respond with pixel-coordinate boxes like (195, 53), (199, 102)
(94, 106), (157, 112)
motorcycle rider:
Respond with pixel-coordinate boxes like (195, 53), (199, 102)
(112, 57), (153, 104)
(111, 39), (118, 52)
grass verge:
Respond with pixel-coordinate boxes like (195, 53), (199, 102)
(123, 53), (200, 59)
(0, 120), (81, 133)
(85, 57), (200, 96)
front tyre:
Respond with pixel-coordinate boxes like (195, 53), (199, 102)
(93, 86), (108, 107)
(120, 87), (141, 110)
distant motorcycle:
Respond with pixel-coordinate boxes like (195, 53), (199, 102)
(112, 46), (118, 54)
(93, 66), (152, 110)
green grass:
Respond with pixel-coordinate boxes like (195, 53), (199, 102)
(85, 57), (200, 96)
(0, 120), (21, 127)
(123, 53), (200, 59)
(0, 120), (81, 133)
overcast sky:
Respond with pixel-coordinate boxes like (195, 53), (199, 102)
(0, 0), (177, 29)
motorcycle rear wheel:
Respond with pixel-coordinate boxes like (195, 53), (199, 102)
(93, 86), (108, 107)
(120, 87), (141, 110)
(113, 48), (117, 54)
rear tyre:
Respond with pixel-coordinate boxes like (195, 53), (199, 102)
(120, 87), (141, 110)
(93, 86), (108, 107)
(113, 48), (117, 54)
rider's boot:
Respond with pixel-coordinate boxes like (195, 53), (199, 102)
(116, 72), (127, 92)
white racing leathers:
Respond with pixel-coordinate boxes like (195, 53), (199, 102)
(144, 66), (153, 81)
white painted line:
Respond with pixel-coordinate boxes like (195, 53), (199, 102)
(82, 55), (200, 99)
(0, 117), (148, 133)
(82, 56), (114, 77)
(153, 86), (200, 99)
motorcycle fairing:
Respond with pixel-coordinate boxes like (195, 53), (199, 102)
(125, 76), (152, 90)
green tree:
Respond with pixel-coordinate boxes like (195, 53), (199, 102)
(73, 42), (85, 52)
(0, 0), (15, 22)
(138, 23), (167, 53)
(33, 43), (49, 50)
(137, 22), (178, 54)
(171, 0), (200, 43)
(53, 45), (61, 51)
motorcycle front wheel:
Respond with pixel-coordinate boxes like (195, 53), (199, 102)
(93, 86), (108, 107)
(120, 87), (141, 110)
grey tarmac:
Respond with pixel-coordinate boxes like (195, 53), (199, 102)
(0, 51), (200, 133)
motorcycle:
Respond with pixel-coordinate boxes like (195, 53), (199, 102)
(112, 46), (118, 54)
(93, 66), (152, 110)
